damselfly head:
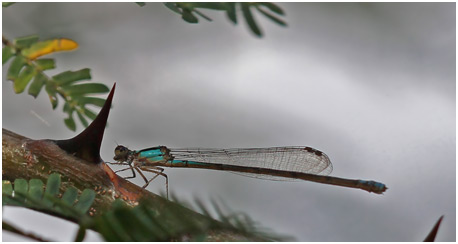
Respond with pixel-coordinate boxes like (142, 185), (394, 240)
(114, 145), (130, 162)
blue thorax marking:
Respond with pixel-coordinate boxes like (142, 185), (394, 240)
(138, 149), (165, 162)
(138, 148), (163, 157)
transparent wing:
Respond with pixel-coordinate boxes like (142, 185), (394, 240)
(169, 147), (333, 180)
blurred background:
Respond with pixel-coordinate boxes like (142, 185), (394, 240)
(2, 2), (455, 241)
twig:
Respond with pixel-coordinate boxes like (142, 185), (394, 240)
(3, 221), (52, 242)
(2, 35), (11, 46)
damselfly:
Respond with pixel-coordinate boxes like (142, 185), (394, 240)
(110, 145), (387, 198)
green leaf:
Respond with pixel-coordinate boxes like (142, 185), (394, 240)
(74, 189), (95, 214)
(115, 208), (150, 241)
(14, 35), (39, 49)
(34, 58), (55, 70)
(2, 181), (15, 206)
(74, 227), (87, 242)
(163, 3), (181, 14)
(76, 110), (89, 127)
(7, 55), (26, 80)
(28, 72), (47, 98)
(77, 97), (106, 107)
(14, 179), (28, 202)
(61, 187), (78, 206)
(45, 173), (61, 196)
(2, 180), (13, 196)
(136, 2), (145, 7)
(112, 199), (128, 209)
(53, 68), (91, 86)
(140, 206), (170, 240)
(194, 198), (212, 217)
(241, 3), (262, 37)
(63, 83), (109, 96)
(14, 65), (36, 93)
(63, 102), (73, 114)
(225, 3), (237, 24)
(130, 207), (158, 238)
(192, 9), (212, 21)
(188, 3), (228, 10)
(82, 107), (97, 120)
(42, 173), (61, 207)
(258, 3), (284, 15)
(255, 6), (287, 26)
(182, 9), (198, 23)
(64, 116), (76, 131)
(3, 175), (102, 228)
(210, 198), (225, 219)
(96, 211), (128, 241)
(3, 46), (14, 64)
(45, 83), (58, 109)
(175, 2), (192, 9)
(2, 2), (15, 7)
(49, 95), (58, 109)
(28, 179), (44, 202)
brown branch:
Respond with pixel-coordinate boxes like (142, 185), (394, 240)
(2, 128), (264, 241)
(2, 128), (134, 211)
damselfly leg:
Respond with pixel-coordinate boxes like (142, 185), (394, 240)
(111, 162), (169, 198)
(113, 164), (136, 179)
(135, 166), (168, 199)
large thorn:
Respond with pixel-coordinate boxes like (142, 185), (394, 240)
(55, 83), (116, 164)
(423, 215), (444, 242)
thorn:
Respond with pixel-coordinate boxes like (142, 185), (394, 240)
(54, 83), (116, 164)
(423, 215), (444, 242)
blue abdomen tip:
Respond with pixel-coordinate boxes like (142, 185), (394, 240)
(359, 180), (386, 190)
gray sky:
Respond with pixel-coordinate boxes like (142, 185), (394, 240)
(2, 2), (455, 241)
